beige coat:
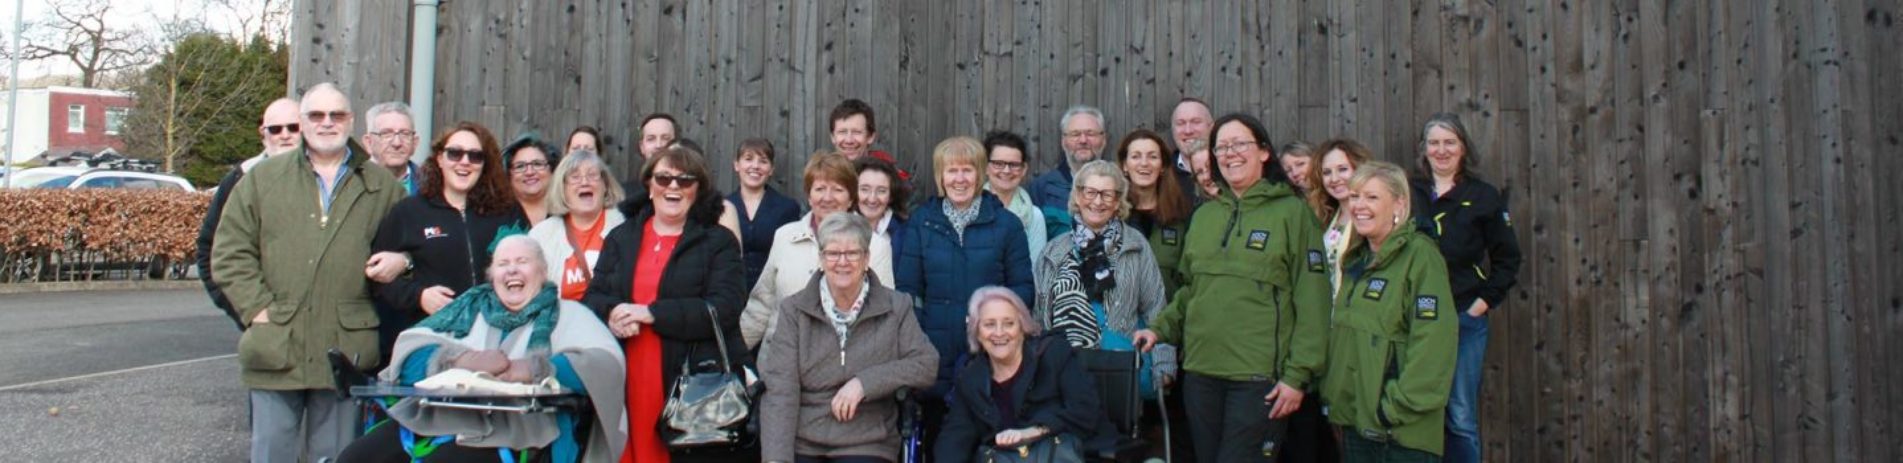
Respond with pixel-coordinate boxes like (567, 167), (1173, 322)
(740, 213), (893, 351)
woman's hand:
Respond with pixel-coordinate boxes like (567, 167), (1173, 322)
(363, 251), (408, 283)
(420, 286), (456, 314)
(1467, 299), (1491, 317)
(497, 357), (539, 383)
(1263, 381), (1304, 419)
(831, 378), (866, 421)
(608, 304), (650, 338)
(994, 426), (1047, 447)
(454, 350), (511, 375)
(1130, 329), (1158, 352)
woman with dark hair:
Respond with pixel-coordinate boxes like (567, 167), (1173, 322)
(1306, 138), (1375, 295)
(1278, 142), (1315, 195)
(728, 138), (801, 290)
(582, 145), (752, 462)
(566, 125), (602, 154)
(855, 157), (910, 257)
(373, 121), (531, 359)
(505, 133), (561, 224)
(1408, 112), (1522, 463)
(1133, 113), (1329, 462)
(982, 130), (1048, 263)
(1114, 129), (1193, 298)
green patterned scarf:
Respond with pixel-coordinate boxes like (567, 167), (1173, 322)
(414, 283), (561, 351)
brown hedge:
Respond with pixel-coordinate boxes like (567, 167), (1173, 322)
(0, 189), (210, 261)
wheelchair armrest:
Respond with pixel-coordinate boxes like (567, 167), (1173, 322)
(896, 386), (919, 439)
(328, 348), (374, 398)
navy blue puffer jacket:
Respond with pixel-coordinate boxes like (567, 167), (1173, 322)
(896, 192), (1036, 396)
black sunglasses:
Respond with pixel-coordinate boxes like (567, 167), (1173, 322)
(650, 173), (700, 188)
(441, 148), (486, 163)
(262, 124), (299, 135)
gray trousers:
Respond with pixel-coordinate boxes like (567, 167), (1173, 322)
(249, 388), (359, 463)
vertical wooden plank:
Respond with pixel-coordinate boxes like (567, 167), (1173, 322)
(1519, 0), (1565, 457)
(1806, 1), (1863, 459)
(1496, 108), (1536, 463)
(1843, 1), (1899, 461)
(1298, 0), (1333, 139)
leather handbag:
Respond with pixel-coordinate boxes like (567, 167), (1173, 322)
(661, 304), (753, 448)
(975, 432), (1085, 463)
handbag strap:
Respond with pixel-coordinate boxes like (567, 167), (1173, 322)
(703, 303), (734, 375)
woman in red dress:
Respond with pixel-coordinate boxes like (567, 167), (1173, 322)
(583, 146), (752, 462)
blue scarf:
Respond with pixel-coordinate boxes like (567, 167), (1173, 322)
(413, 283), (561, 351)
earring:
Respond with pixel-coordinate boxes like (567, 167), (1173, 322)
(1393, 215), (1401, 225)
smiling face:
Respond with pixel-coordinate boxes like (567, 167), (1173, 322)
(367, 112), (416, 171)
(1348, 179), (1404, 244)
(1190, 148), (1219, 197)
(1424, 126), (1465, 177)
(299, 88), (353, 154)
(1073, 174), (1121, 231)
(488, 239), (547, 311)
(566, 132), (598, 154)
(562, 162), (606, 217)
(1281, 154), (1312, 191)
(1061, 114), (1106, 165)
(831, 114), (877, 159)
(976, 299), (1027, 361)
(820, 238), (870, 292)
(985, 145), (1027, 192)
(734, 149), (773, 189)
(510, 147), (551, 199)
(939, 160), (980, 207)
(648, 159), (698, 221)
(808, 178), (853, 222)
(639, 119), (676, 158)
(258, 99), (302, 156)
(437, 130), (485, 195)
(1211, 121), (1270, 192)
(1321, 149), (1358, 201)
(1170, 100), (1213, 152)
(1122, 138), (1165, 188)
(857, 169), (893, 223)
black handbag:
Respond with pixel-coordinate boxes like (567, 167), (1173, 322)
(975, 432), (1086, 463)
(661, 304), (753, 448)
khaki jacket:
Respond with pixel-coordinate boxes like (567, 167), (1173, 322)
(213, 141), (403, 389)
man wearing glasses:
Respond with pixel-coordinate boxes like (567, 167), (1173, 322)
(1027, 104), (1108, 239)
(212, 82), (406, 463)
(197, 97), (304, 330)
(363, 101), (422, 195)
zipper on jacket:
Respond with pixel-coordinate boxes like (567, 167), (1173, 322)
(1218, 199), (1241, 249)
(460, 209), (479, 284)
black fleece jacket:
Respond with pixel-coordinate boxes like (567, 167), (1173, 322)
(1409, 176), (1523, 310)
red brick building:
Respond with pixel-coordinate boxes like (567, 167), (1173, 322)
(2, 86), (134, 165)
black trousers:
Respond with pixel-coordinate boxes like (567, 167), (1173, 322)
(1280, 393), (1340, 463)
(1180, 371), (1278, 463)
(336, 422), (506, 463)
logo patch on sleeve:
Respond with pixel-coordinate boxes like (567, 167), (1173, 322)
(1502, 211), (1514, 228)
(1307, 250), (1326, 273)
(1415, 296), (1439, 320)
(1246, 230), (1271, 251)
(1162, 227), (1180, 246)
(1363, 278), (1388, 301)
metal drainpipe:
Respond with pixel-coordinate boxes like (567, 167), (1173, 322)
(407, 0), (439, 165)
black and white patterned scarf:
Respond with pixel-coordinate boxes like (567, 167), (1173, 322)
(1048, 222), (1120, 348)
(942, 197), (982, 245)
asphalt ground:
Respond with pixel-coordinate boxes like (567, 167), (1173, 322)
(0, 289), (248, 462)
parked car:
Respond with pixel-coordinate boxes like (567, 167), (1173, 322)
(7, 167), (196, 191)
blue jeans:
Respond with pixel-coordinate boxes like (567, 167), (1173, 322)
(1443, 310), (1488, 463)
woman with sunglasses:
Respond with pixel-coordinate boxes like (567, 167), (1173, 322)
(371, 121), (531, 364)
(582, 145), (752, 462)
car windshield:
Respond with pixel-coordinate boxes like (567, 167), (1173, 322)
(33, 176), (77, 188)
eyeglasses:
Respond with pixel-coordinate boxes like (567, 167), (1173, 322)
(1078, 187), (1120, 204)
(987, 159), (1026, 172)
(822, 249), (866, 262)
(441, 148), (485, 163)
(371, 129), (416, 139)
(1063, 130), (1105, 139)
(565, 170), (603, 184)
(262, 124), (299, 135)
(1214, 140), (1262, 156)
(510, 160), (551, 173)
(304, 110), (351, 123)
(650, 173), (700, 188)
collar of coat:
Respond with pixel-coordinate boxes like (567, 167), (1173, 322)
(1213, 177), (1297, 209)
(1040, 223), (1144, 267)
(789, 272), (898, 321)
(1347, 224), (1429, 271)
(915, 192), (1008, 229)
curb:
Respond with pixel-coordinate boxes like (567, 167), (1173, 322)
(0, 280), (204, 295)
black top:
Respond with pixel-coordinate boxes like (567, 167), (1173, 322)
(727, 185), (803, 290)
(991, 375), (1021, 430)
(195, 167), (247, 330)
(935, 335), (1101, 462)
(1408, 176), (1523, 309)
(582, 195), (751, 387)
(370, 195), (529, 352)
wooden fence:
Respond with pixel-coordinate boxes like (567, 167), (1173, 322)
(291, 0), (1902, 460)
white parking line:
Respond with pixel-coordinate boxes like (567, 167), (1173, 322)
(0, 354), (237, 392)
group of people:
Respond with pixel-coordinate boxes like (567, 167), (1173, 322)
(198, 83), (1520, 463)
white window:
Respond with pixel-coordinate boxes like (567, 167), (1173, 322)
(105, 108), (128, 135)
(67, 104), (84, 133)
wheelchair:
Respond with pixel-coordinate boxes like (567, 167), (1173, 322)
(327, 349), (596, 463)
(1073, 349), (1173, 463)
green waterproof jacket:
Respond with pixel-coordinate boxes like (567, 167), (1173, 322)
(1150, 180), (1330, 388)
(1319, 225), (1457, 455)
(212, 141), (404, 390)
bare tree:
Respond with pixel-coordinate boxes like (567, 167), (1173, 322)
(10, 0), (153, 89)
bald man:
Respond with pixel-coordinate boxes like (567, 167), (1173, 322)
(198, 97), (303, 330)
